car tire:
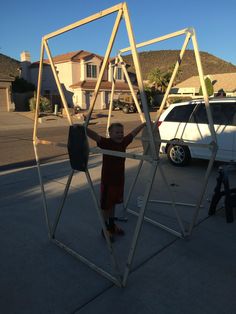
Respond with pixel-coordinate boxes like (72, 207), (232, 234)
(167, 143), (191, 166)
(129, 104), (136, 113)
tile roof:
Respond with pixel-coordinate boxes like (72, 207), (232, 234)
(30, 50), (110, 67)
(70, 80), (138, 91)
(175, 72), (236, 92)
(43, 50), (104, 64)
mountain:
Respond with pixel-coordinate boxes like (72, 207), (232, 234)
(123, 50), (236, 83)
(0, 53), (20, 77)
(1, 50), (235, 84)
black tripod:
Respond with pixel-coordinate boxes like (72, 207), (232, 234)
(208, 164), (236, 223)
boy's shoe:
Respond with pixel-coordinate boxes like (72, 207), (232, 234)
(101, 229), (115, 243)
(110, 224), (125, 236)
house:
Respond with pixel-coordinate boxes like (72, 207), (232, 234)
(21, 50), (137, 110)
(0, 74), (15, 111)
(0, 54), (20, 112)
(170, 73), (236, 98)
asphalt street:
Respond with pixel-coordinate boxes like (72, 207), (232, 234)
(0, 112), (141, 171)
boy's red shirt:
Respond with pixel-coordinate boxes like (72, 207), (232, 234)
(97, 133), (133, 186)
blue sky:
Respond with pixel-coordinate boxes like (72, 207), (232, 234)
(1, 0), (236, 65)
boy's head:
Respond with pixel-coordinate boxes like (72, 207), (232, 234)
(108, 123), (124, 143)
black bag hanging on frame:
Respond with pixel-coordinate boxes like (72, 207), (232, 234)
(67, 124), (89, 172)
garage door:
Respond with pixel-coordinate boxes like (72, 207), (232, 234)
(85, 91), (101, 110)
(0, 88), (7, 111)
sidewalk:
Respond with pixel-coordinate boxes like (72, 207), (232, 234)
(1, 155), (236, 314)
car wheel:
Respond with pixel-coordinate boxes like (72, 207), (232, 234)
(122, 106), (129, 114)
(167, 143), (191, 166)
(129, 104), (136, 113)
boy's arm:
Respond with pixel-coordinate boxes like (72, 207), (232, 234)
(131, 122), (146, 138)
(86, 127), (101, 143)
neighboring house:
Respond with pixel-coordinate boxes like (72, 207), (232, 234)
(0, 74), (15, 111)
(21, 50), (137, 110)
(170, 73), (236, 98)
(0, 53), (20, 112)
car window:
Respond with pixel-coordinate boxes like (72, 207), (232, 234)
(215, 102), (236, 126)
(193, 102), (236, 125)
(192, 103), (207, 123)
(164, 104), (196, 122)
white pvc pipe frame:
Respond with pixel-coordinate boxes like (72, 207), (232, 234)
(33, 2), (160, 288)
(32, 2), (217, 287)
(107, 27), (218, 247)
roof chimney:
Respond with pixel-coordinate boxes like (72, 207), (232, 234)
(20, 51), (31, 62)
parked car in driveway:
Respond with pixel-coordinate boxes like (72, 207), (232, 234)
(158, 97), (236, 166)
(111, 93), (142, 113)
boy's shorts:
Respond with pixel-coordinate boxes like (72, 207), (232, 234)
(100, 183), (123, 210)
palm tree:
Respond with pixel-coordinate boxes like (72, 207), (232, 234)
(147, 67), (162, 90)
(147, 67), (171, 93)
(148, 65), (183, 93)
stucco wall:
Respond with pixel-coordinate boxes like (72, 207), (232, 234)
(56, 62), (73, 88)
(30, 66), (57, 93)
(71, 62), (80, 83)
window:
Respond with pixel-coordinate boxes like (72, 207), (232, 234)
(193, 104), (208, 124)
(193, 102), (236, 125)
(165, 104), (196, 122)
(116, 67), (122, 80)
(213, 102), (236, 126)
(86, 64), (97, 78)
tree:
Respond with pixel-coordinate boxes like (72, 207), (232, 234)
(148, 67), (169, 93)
(147, 65), (181, 93)
(12, 77), (35, 93)
(144, 86), (155, 107)
(147, 67), (162, 90)
(199, 77), (214, 96)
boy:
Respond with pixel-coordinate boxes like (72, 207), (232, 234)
(86, 122), (146, 241)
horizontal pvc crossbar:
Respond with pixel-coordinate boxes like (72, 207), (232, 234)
(51, 238), (122, 287)
(119, 28), (192, 53)
(35, 137), (217, 151)
(127, 208), (184, 238)
(90, 147), (154, 161)
(44, 3), (123, 40)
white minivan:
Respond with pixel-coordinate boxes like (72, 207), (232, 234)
(158, 97), (236, 166)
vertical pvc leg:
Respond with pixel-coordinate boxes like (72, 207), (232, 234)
(85, 169), (122, 283)
(118, 54), (145, 122)
(123, 3), (157, 159)
(124, 159), (144, 210)
(158, 163), (186, 236)
(188, 150), (216, 235)
(106, 58), (118, 137)
(122, 161), (158, 287)
(155, 32), (191, 122)
(33, 143), (52, 238)
(85, 9), (123, 127)
(51, 169), (74, 238)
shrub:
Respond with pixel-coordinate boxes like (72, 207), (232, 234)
(29, 94), (52, 112)
(168, 96), (193, 105)
(199, 77), (214, 96)
(144, 87), (160, 107)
